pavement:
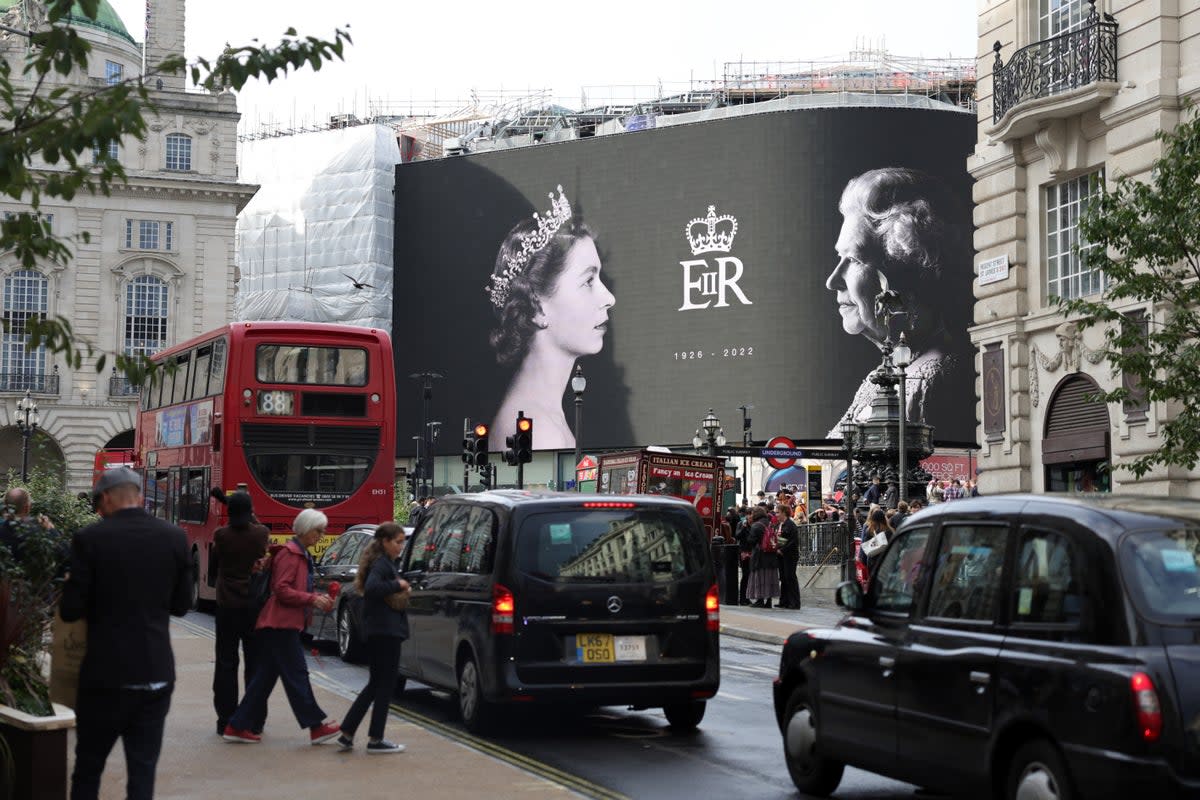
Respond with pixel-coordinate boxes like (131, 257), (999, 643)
(59, 589), (847, 799)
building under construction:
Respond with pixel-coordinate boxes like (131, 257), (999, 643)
(238, 50), (976, 161)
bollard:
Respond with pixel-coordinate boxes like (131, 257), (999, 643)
(710, 537), (726, 602)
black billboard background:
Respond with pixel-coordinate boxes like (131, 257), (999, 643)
(394, 106), (977, 456)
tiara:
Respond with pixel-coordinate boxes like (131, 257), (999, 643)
(487, 185), (573, 308)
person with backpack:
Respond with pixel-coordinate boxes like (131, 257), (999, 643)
(223, 509), (340, 745)
(336, 523), (411, 754)
(746, 506), (781, 608)
(211, 491), (270, 736)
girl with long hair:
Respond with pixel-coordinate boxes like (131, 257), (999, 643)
(337, 522), (410, 754)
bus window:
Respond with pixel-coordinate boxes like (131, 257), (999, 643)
(178, 467), (209, 524)
(191, 345), (212, 400)
(209, 338), (227, 396)
(171, 354), (190, 406)
(147, 469), (172, 520)
(255, 345), (368, 386)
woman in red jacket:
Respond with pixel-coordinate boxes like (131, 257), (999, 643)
(223, 509), (341, 745)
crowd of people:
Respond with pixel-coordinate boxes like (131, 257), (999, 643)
(722, 474), (982, 610)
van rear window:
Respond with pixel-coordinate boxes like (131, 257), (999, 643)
(1122, 529), (1200, 620)
(516, 509), (705, 583)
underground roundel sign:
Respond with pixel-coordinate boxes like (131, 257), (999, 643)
(764, 436), (797, 470)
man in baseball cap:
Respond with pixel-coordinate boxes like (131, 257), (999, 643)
(89, 466), (142, 511)
(63, 465), (191, 798)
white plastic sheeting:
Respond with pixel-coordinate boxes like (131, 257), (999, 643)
(234, 124), (398, 333)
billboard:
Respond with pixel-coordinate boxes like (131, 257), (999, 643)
(394, 105), (977, 455)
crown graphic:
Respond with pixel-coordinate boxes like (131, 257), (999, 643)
(486, 185), (573, 309)
(685, 205), (738, 255)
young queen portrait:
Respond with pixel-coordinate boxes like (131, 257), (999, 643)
(487, 185), (615, 451)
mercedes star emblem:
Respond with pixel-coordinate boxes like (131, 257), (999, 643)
(606, 595), (623, 614)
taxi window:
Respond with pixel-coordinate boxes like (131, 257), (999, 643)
(1122, 528), (1200, 620)
(871, 527), (930, 614)
(926, 525), (1008, 622)
(1012, 530), (1083, 625)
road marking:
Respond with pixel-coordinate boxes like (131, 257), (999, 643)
(713, 691), (749, 702)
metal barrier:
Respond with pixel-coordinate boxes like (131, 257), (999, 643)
(794, 521), (849, 567)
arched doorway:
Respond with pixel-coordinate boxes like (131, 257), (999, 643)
(1042, 374), (1111, 492)
(103, 430), (135, 449)
(0, 426), (67, 484)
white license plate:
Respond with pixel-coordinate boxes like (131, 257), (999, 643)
(614, 635), (647, 662)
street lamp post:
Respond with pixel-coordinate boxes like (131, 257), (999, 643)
(841, 420), (857, 582)
(409, 371), (443, 497)
(692, 408), (726, 457)
(571, 365), (586, 489)
(15, 390), (39, 481)
(737, 404), (753, 504)
(893, 332), (912, 505)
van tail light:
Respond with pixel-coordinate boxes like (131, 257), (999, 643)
(492, 584), (515, 635)
(1130, 671), (1162, 742)
(705, 583), (720, 632)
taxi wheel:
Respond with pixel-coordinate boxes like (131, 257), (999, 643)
(663, 700), (706, 730)
(457, 656), (494, 734)
(336, 607), (364, 663)
(1006, 740), (1073, 800)
(783, 684), (844, 797)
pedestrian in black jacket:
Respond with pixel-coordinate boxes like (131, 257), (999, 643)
(211, 491), (270, 735)
(777, 504), (802, 609)
(337, 523), (411, 754)
(60, 468), (191, 800)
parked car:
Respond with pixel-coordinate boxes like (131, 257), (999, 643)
(773, 493), (1200, 799)
(305, 525), (375, 660)
(397, 490), (720, 732)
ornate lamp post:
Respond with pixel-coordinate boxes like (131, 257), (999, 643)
(893, 332), (912, 504)
(15, 389), (39, 481)
(571, 364), (586, 489)
(841, 420), (858, 581)
(692, 408), (726, 457)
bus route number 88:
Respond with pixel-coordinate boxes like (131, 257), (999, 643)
(257, 390), (294, 416)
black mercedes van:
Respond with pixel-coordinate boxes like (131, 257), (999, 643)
(396, 490), (720, 732)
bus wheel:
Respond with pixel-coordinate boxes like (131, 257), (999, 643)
(189, 552), (201, 611)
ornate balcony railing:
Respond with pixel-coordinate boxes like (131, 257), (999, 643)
(992, 3), (1118, 124)
(0, 370), (60, 395)
(108, 374), (142, 399)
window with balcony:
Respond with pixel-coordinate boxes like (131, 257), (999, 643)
(1, 270), (49, 391)
(124, 219), (173, 251)
(124, 275), (169, 359)
(165, 133), (191, 171)
(1046, 170), (1104, 301)
(1039, 0), (1091, 39)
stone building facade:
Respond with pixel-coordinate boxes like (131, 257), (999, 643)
(970, 0), (1200, 497)
(0, 0), (254, 492)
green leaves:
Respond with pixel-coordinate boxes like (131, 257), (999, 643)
(0, 7), (351, 381)
(1058, 106), (1200, 477)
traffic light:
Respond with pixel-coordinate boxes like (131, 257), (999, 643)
(478, 463), (492, 490)
(470, 423), (489, 466)
(462, 428), (477, 464)
(405, 472), (418, 500)
(514, 413), (533, 464)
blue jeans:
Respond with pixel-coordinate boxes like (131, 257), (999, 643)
(228, 628), (326, 731)
(340, 635), (402, 740)
(71, 686), (172, 800)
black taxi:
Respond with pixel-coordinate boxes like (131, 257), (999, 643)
(773, 494), (1200, 799)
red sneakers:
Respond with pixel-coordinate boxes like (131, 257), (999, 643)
(310, 720), (341, 745)
(222, 725), (262, 743)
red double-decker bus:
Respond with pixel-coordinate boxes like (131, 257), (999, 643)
(134, 322), (396, 607)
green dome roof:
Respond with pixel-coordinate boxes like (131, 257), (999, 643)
(0, 1), (135, 45)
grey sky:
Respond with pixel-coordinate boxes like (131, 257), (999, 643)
(109, 0), (978, 132)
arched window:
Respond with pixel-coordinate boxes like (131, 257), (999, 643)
(165, 133), (192, 171)
(1, 269), (48, 389)
(125, 275), (169, 357)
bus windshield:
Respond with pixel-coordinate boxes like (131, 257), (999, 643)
(255, 345), (367, 386)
